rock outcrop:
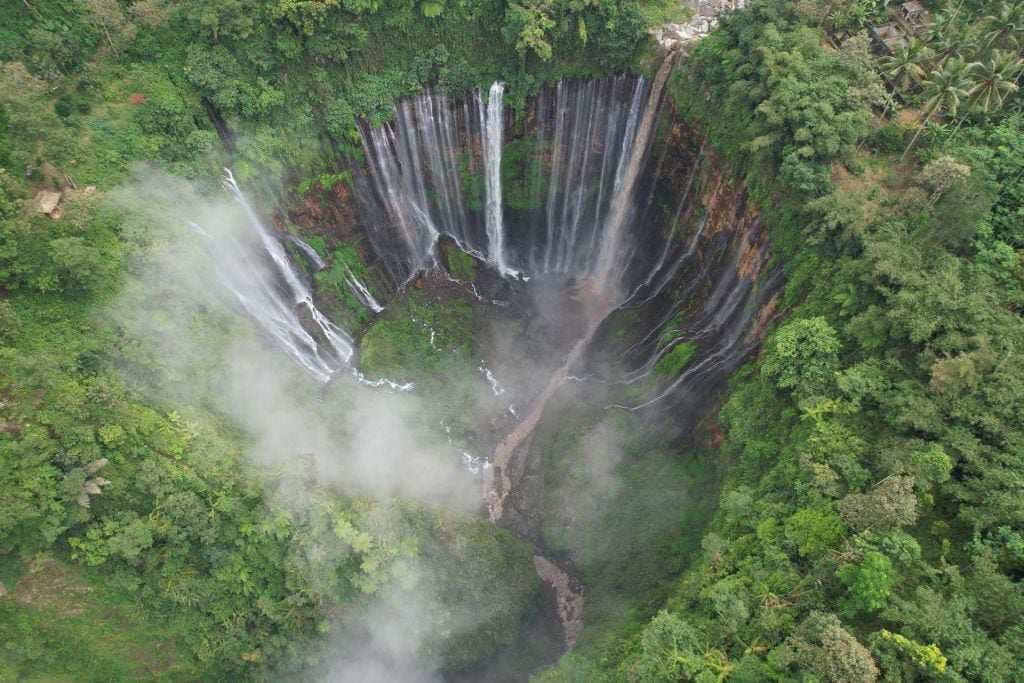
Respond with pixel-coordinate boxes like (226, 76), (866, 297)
(653, 0), (747, 51)
(33, 189), (63, 218)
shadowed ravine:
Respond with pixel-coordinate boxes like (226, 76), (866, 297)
(201, 56), (781, 669)
(482, 53), (675, 648)
(482, 285), (609, 650)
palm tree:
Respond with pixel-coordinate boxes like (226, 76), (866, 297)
(881, 39), (934, 91)
(930, 31), (977, 69)
(968, 51), (1022, 114)
(927, 6), (966, 44)
(981, 1), (1024, 51)
(903, 58), (972, 158)
(949, 52), (1021, 136)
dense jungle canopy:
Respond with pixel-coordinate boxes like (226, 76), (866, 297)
(1, 0), (1023, 681)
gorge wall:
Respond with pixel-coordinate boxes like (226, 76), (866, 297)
(287, 74), (781, 417)
(268, 73), (784, 660)
(489, 98), (783, 545)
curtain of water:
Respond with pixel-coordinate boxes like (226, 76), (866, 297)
(352, 73), (671, 293)
(191, 170), (354, 384)
(481, 81), (510, 276)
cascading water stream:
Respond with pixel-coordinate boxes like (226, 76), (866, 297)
(481, 81), (511, 276)
(189, 170), (353, 385)
(203, 60), (771, 447)
(345, 267), (385, 314)
(530, 76), (648, 280)
(589, 53), (676, 297)
(357, 89), (482, 282)
(351, 68), (674, 297)
(286, 234), (329, 271)
(193, 170), (412, 390)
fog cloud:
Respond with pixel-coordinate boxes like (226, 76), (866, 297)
(111, 167), (477, 510)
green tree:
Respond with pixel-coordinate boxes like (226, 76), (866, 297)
(761, 317), (841, 396)
(869, 629), (947, 676)
(0, 63), (77, 171)
(182, 0), (255, 41)
(503, 1), (555, 62)
(904, 58), (973, 157)
(129, 0), (174, 27)
(837, 550), (896, 614)
(630, 611), (724, 682)
(839, 476), (918, 532)
(966, 51), (1021, 116)
(0, 439), (66, 550)
(929, 30), (976, 69)
(49, 236), (111, 293)
(880, 39), (933, 91)
(908, 444), (951, 485)
(918, 155), (972, 203)
(79, 0), (136, 54)
(981, 1), (1024, 50)
(780, 611), (879, 682)
(784, 507), (847, 558)
(0, 301), (20, 344)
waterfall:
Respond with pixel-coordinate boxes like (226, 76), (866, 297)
(349, 72), (674, 294)
(357, 88), (484, 283)
(591, 53), (675, 296)
(528, 77), (648, 278)
(191, 170), (354, 384)
(481, 81), (510, 276)
(345, 267), (385, 313)
(286, 234), (328, 271)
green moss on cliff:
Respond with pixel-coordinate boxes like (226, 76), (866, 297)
(653, 340), (696, 378)
(442, 241), (477, 281)
(501, 136), (549, 211)
(360, 290), (474, 382)
(314, 244), (381, 328)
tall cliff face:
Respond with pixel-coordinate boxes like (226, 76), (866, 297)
(592, 108), (782, 423)
(342, 76), (673, 293)
(287, 76), (782, 419)
(273, 77), (785, 661)
(490, 105), (784, 552)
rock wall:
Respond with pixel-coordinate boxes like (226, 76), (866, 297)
(496, 103), (783, 542)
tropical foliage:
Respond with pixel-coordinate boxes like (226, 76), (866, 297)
(3, 0), (1024, 680)
(0, 0), (672, 676)
(542, 0), (1024, 679)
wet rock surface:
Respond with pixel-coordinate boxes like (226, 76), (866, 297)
(533, 555), (585, 650)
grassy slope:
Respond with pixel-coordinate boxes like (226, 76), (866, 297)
(0, 555), (186, 681)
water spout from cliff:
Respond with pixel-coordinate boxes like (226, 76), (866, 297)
(481, 81), (511, 277)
